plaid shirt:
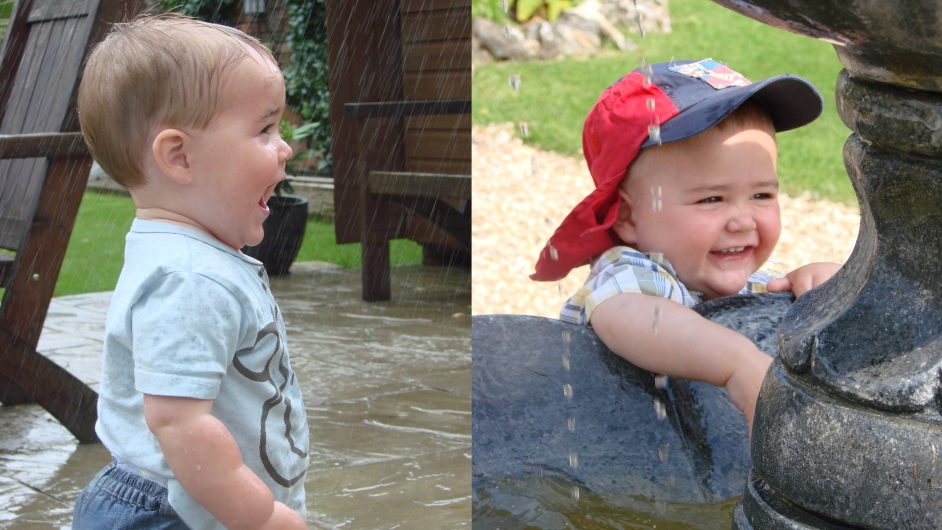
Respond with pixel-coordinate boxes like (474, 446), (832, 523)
(560, 246), (775, 325)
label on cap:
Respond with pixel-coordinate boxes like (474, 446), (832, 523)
(669, 59), (751, 90)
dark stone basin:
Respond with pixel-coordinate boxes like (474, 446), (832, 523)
(471, 292), (792, 505)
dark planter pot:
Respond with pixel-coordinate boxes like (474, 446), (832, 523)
(242, 195), (308, 275)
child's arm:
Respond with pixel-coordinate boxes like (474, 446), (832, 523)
(144, 394), (307, 530)
(767, 262), (842, 297)
(590, 293), (772, 436)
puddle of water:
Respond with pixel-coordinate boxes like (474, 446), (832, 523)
(1, 263), (471, 529)
(473, 475), (737, 529)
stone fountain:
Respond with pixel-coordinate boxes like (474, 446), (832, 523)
(704, 1), (942, 527)
(473, 2), (942, 526)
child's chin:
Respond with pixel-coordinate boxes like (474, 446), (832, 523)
(244, 231), (265, 248)
(700, 280), (750, 300)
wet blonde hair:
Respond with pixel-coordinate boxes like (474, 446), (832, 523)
(77, 13), (276, 188)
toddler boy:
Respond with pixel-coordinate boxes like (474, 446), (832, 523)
(72, 14), (308, 530)
(532, 59), (841, 434)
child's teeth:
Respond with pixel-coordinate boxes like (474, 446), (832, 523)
(720, 247), (745, 253)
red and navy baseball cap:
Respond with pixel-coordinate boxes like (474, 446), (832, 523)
(531, 59), (824, 282)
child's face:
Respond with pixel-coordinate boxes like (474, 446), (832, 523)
(180, 53), (293, 250)
(613, 123), (781, 300)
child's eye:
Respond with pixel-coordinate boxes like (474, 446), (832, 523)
(753, 193), (775, 200)
(698, 196), (722, 204)
(261, 124), (274, 134)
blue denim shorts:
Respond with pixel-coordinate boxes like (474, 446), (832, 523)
(72, 458), (189, 530)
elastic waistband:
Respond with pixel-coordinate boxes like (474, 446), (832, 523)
(112, 455), (170, 487)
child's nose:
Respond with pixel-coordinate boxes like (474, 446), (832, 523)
(279, 137), (293, 164)
(726, 207), (757, 232)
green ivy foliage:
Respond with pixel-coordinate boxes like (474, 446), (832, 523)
(282, 0), (331, 173)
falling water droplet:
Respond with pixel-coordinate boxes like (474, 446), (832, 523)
(562, 353), (570, 371)
(570, 452), (580, 469)
(649, 252), (664, 263)
(571, 486), (581, 501)
(568, 417), (576, 431)
(650, 185), (662, 213)
(563, 384), (573, 400)
(500, 0), (508, 13)
(641, 62), (653, 78)
(655, 373), (668, 389)
(636, 11), (646, 38)
(530, 154), (539, 176)
(196, 464), (202, 471)
(550, 244), (559, 261)
(519, 122), (530, 138)
(562, 330), (571, 344)
(648, 123), (661, 145)
(654, 398), (666, 420)
(658, 445), (669, 463)
(652, 305), (662, 334)
(509, 74), (521, 91)
(646, 97), (655, 111)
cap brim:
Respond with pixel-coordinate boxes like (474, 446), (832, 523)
(641, 74), (824, 148)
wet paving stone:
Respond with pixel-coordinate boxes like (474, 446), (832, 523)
(0, 262), (471, 529)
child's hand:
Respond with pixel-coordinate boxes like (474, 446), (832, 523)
(724, 351), (773, 440)
(259, 502), (307, 530)
(767, 262), (841, 298)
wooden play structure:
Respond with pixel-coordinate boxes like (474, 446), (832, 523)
(0, 0), (142, 443)
(325, 0), (471, 301)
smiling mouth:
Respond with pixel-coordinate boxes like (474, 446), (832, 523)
(711, 246), (752, 258)
(259, 195), (270, 213)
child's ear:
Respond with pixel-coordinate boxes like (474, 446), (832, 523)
(152, 129), (192, 185)
(612, 187), (639, 243)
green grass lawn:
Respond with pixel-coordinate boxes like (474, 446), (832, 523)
(472, 0), (856, 205)
(49, 190), (422, 297)
(0, 0), (13, 39)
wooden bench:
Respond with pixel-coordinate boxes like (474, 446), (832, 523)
(0, 0), (143, 443)
(344, 98), (470, 301)
(326, 0), (470, 301)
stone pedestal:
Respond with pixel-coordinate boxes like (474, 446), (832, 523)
(706, 1), (942, 527)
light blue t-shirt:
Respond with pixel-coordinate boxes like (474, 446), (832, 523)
(96, 219), (309, 529)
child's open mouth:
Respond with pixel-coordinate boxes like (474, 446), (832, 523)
(259, 195), (270, 214)
(710, 246), (752, 260)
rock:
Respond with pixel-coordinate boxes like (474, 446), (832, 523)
(472, 16), (532, 61)
(553, 12), (602, 57)
(601, 0), (672, 35)
(471, 1), (671, 63)
(566, 0), (632, 50)
(471, 33), (494, 64)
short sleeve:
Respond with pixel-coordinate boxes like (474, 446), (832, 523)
(131, 272), (243, 399)
(560, 248), (692, 325)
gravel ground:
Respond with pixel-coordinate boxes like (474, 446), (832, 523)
(472, 123), (861, 318)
